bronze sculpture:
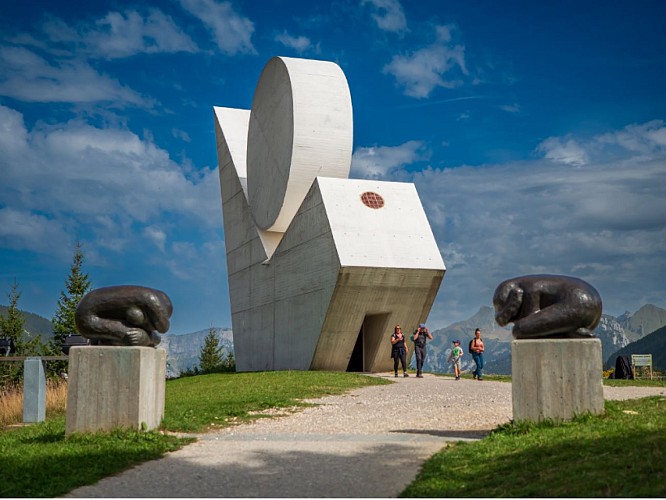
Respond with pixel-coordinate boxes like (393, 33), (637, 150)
(493, 274), (602, 339)
(75, 285), (172, 347)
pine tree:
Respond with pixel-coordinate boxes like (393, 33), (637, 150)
(51, 242), (92, 349)
(0, 280), (25, 353)
(199, 328), (223, 373)
(224, 351), (236, 372)
(0, 280), (44, 385)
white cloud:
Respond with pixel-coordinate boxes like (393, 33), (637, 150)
(179, 0), (255, 55)
(351, 140), (428, 179)
(596, 119), (666, 156)
(383, 25), (468, 98)
(275, 31), (313, 54)
(172, 128), (192, 142)
(537, 120), (666, 166)
(79, 9), (199, 59)
(8, 9), (198, 60)
(536, 137), (589, 166)
(0, 46), (148, 105)
(144, 226), (167, 252)
(0, 207), (70, 256)
(363, 0), (407, 33)
(356, 120), (666, 328)
(0, 104), (221, 268)
(500, 103), (520, 114)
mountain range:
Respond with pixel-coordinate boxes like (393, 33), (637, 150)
(159, 328), (234, 378)
(2, 304), (664, 376)
(421, 304), (666, 375)
(602, 324), (666, 372)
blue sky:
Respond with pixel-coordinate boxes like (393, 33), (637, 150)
(1, 0), (665, 334)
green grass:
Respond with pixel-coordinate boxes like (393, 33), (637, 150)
(604, 377), (666, 387)
(0, 416), (191, 497)
(0, 371), (388, 497)
(401, 396), (666, 497)
(3, 370), (663, 497)
(163, 370), (390, 432)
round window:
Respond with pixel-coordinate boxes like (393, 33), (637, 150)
(360, 192), (385, 209)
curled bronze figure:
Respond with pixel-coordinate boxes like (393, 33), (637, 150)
(75, 285), (173, 347)
(493, 275), (602, 339)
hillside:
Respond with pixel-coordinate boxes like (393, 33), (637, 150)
(0, 305), (53, 342)
(603, 325), (666, 371)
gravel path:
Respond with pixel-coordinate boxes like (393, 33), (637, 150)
(67, 374), (665, 498)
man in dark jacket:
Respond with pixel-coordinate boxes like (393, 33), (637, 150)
(412, 323), (433, 378)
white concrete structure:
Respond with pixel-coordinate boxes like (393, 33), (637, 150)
(214, 56), (445, 372)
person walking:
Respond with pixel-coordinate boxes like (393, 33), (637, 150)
(448, 339), (464, 380)
(470, 328), (485, 380)
(412, 323), (433, 378)
(390, 325), (409, 377)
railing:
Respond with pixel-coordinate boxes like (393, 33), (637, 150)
(0, 356), (68, 362)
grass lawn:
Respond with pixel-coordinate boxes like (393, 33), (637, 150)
(401, 396), (666, 497)
(163, 370), (390, 432)
(0, 371), (387, 497)
(0, 417), (190, 497)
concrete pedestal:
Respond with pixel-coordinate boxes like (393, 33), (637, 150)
(512, 338), (604, 423)
(66, 346), (166, 435)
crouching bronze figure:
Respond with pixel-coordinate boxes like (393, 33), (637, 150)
(493, 275), (602, 339)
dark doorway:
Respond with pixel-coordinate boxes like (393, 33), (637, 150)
(347, 325), (364, 372)
(346, 313), (390, 372)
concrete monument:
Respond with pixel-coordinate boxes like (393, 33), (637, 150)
(494, 274), (604, 422)
(214, 56), (445, 372)
(66, 286), (171, 435)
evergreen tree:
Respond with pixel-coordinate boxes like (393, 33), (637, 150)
(199, 328), (223, 373)
(0, 280), (25, 353)
(51, 242), (92, 349)
(0, 280), (44, 386)
(224, 351), (236, 372)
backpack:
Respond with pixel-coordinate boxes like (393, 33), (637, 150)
(468, 339), (474, 354)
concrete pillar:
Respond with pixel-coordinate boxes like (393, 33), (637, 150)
(23, 357), (46, 423)
(66, 346), (166, 435)
(512, 338), (604, 423)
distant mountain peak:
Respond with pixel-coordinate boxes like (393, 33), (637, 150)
(617, 310), (633, 321)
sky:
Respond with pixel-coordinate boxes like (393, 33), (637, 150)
(1, 0), (665, 335)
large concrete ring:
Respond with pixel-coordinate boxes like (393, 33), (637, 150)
(247, 56), (353, 232)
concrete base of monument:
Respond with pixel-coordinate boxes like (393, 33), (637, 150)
(512, 338), (604, 423)
(66, 346), (166, 436)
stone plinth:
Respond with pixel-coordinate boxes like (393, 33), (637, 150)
(23, 357), (46, 423)
(66, 346), (166, 435)
(512, 338), (604, 423)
